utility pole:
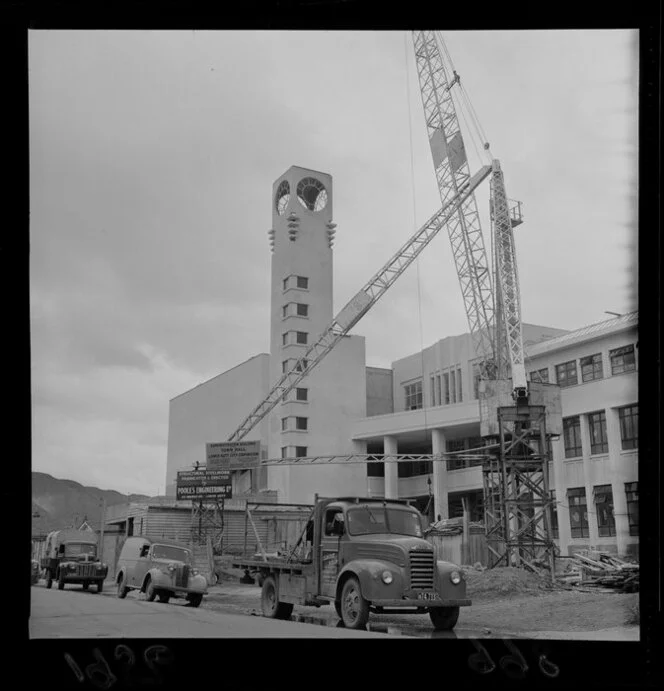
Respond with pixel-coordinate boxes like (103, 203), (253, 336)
(99, 498), (106, 562)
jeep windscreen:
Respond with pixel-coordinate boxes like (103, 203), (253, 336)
(346, 507), (423, 537)
(65, 543), (97, 558)
(152, 545), (191, 562)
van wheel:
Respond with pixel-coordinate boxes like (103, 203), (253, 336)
(117, 574), (129, 599)
(158, 592), (171, 604)
(429, 606), (460, 631)
(145, 579), (157, 602)
(187, 593), (203, 608)
(340, 577), (369, 629)
(261, 576), (293, 620)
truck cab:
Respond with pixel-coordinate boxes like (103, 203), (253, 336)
(234, 497), (470, 631)
(40, 529), (108, 592)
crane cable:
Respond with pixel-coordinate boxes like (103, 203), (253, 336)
(405, 32), (432, 511)
(436, 32), (492, 166)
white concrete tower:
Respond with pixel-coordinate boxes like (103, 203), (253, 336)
(266, 166), (367, 503)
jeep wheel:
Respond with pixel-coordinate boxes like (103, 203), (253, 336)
(429, 606), (460, 631)
(117, 574), (129, 599)
(158, 592), (171, 604)
(145, 579), (158, 602)
(340, 577), (369, 630)
(96, 580), (104, 593)
(261, 576), (293, 620)
(82, 582), (89, 591)
(57, 573), (65, 590)
(187, 593), (203, 608)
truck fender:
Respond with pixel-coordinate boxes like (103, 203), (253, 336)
(435, 559), (468, 599)
(336, 560), (406, 602)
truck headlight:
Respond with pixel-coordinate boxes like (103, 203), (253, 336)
(381, 570), (393, 584)
(450, 570), (461, 585)
(68, 564), (76, 571)
(192, 569), (199, 576)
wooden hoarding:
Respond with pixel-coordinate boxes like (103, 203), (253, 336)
(206, 441), (261, 471)
(176, 469), (232, 501)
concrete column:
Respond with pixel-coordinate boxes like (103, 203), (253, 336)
(384, 435), (398, 499)
(579, 414), (599, 546)
(606, 407), (630, 555)
(431, 428), (448, 520)
(551, 436), (572, 555)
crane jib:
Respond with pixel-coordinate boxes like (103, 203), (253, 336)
(228, 164), (491, 443)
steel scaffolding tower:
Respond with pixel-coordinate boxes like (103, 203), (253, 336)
(482, 405), (556, 576)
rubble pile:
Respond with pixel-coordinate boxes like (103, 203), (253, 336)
(557, 551), (639, 593)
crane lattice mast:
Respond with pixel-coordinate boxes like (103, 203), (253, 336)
(411, 31), (496, 377)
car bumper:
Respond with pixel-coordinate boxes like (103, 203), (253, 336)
(370, 598), (471, 608)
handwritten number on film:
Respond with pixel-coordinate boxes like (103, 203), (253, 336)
(469, 640), (559, 679)
(65, 645), (173, 688)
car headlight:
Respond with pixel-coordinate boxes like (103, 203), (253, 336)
(381, 570), (393, 584)
(450, 570), (461, 585)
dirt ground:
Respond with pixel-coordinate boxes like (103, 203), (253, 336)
(209, 566), (638, 635)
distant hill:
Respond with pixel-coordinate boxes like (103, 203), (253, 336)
(32, 472), (151, 535)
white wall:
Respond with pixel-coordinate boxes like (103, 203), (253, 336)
(165, 354), (270, 495)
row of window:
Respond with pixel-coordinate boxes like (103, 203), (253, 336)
(280, 446), (308, 458)
(366, 458), (433, 478)
(567, 483), (638, 538)
(446, 437), (485, 470)
(429, 367), (463, 407)
(282, 302), (309, 318)
(281, 416), (308, 431)
(282, 358), (309, 374)
(283, 275), (309, 291)
(530, 344), (636, 387)
(282, 330), (308, 346)
(562, 405), (638, 458)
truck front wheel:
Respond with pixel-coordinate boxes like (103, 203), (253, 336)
(340, 577), (369, 630)
(57, 572), (65, 590)
(429, 606), (460, 631)
(96, 580), (104, 593)
(46, 572), (53, 589)
(261, 576), (293, 620)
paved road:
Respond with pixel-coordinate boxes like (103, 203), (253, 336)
(29, 585), (394, 639)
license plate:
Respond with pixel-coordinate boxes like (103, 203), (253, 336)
(417, 591), (440, 601)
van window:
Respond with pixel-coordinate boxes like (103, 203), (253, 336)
(152, 545), (190, 562)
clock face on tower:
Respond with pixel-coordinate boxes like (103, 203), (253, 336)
(275, 180), (291, 215)
(296, 177), (328, 212)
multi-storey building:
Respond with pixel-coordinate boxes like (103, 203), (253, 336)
(165, 165), (638, 557)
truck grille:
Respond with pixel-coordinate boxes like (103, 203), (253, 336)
(175, 565), (189, 587)
(409, 550), (434, 589)
(78, 564), (95, 578)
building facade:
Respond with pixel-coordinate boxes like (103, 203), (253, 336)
(166, 165), (638, 557)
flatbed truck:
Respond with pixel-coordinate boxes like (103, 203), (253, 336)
(232, 497), (471, 630)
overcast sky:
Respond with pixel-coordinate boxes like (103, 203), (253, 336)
(29, 30), (638, 496)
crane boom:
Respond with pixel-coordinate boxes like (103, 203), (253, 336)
(412, 31), (496, 376)
(228, 164), (492, 442)
(490, 159), (527, 393)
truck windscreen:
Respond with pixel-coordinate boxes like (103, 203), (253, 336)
(65, 543), (97, 557)
(347, 508), (423, 537)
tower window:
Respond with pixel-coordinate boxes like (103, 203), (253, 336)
(295, 417), (308, 431)
(296, 387), (308, 402)
(296, 303), (309, 317)
(296, 331), (308, 345)
(296, 276), (309, 289)
(295, 446), (308, 458)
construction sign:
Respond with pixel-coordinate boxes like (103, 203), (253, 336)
(176, 469), (232, 501)
(206, 440), (261, 471)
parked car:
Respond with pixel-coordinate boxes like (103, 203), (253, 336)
(115, 537), (208, 606)
(31, 559), (40, 585)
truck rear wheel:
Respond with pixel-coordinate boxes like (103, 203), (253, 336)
(261, 576), (293, 620)
(46, 572), (53, 589)
(429, 606), (460, 631)
(82, 582), (89, 591)
(58, 572), (65, 590)
(340, 577), (369, 630)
